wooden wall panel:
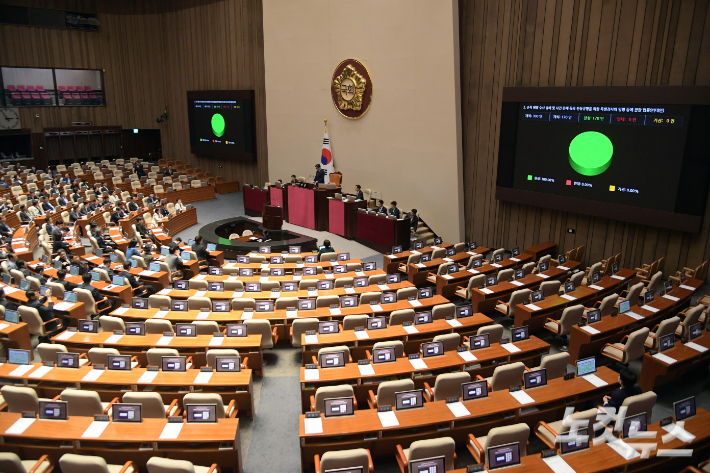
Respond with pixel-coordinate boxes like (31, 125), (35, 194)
(460, 0), (710, 281)
(0, 0), (268, 185)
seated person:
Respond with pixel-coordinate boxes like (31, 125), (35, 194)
(77, 272), (110, 311)
(602, 369), (642, 412)
(25, 288), (62, 334)
(174, 198), (186, 213)
(317, 239), (335, 257)
(375, 199), (386, 214)
(54, 269), (77, 291)
(0, 290), (18, 311)
(69, 254), (88, 276)
(53, 234), (71, 254)
(388, 200), (401, 219)
(17, 259), (46, 284)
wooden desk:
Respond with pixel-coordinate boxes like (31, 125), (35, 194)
(328, 198), (367, 239)
(568, 278), (702, 363)
(524, 241), (558, 260)
(268, 185), (289, 221)
(0, 321), (31, 351)
(243, 186), (267, 217)
(356, 211), (411, 254)
(2, 284), (87, 327)
(300, 313), (494, 363)
(215, 180), (240, 194)
(287, 185), (335, 231)
(10, 224), (38, 262)
(195, 269), (384, 284)
(639, 330), (710, 392)
(50, 331), (265, 377)
(299, 336), (550, 412)
(0, 362), (255, 420)
(163, 207), (198, 235)
(384, 242), (458, 273)
(39, 267), (133, 305)
(0, 413), (243, 473)
(298, 366), (618, 470)
(406, 251), (498, 286)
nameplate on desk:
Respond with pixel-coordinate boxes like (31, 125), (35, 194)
(685, 342), (708, 353)
(662, 294), (680, 302)
(588, 284), (604, 290)
(560, 294), (576, 301)
(563, 372), (575, 380)
(640, 305), (660, 313)
(611, 274), (626, 280)
(652, 353), (677, 364)
(580, 325), (600, 335)
(535, 273), (549, 278)
(490, 263), (502, 268)
(525, 304), (542, 311)
(510, 280), (524, 286)
(509, 257), (520, 262)
(479, 288), (493, 294)
(679, 284), (696, 291)
(626, 312), (644, 320)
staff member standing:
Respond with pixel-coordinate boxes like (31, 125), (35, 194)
(314, 164), (326, 184)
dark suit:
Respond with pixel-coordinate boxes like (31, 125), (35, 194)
(110, 211), (123, 225)
(53, 240), (71, 253)
(355, 190), (364, 200)
(27, 297), (61, 331)
(314, 169), (326, 184)
(128, 202), (139, 212)
(70, 263), (88, 276)
(603, 385), (642, 411)
(100, 186), (109, 194)
(411, 215), (419, 232)
(18, 211), (32, 222)
(57, 197), (68, 207)
(164, 169), (175, 177)
(0, 298), (18, 311)
(86, 202), (97, 212)
(146, 197), (158, 206)
(376, 206), (387, 214)
(192, 244), (209, 261)
(41, 202), (55, 213)
(0, 222), (12, 237)
(56, 279), (77, 292)
(135, 223), (151, 237)
(388, 207), (401, 219)
(78, 282), (109, 310)
(158, 207), (169, 218)
(20, 268), (46, 284)
(69, 211), (80, 222)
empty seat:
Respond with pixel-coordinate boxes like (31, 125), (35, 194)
(59, 454), (136, 473)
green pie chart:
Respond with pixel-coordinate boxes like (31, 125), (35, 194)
(211, 113), (225, 138)
(569, 131), (613, 176)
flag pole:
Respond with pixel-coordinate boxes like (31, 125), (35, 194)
(324, 118), (327, 132)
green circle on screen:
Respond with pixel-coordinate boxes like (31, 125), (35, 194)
(211, 113), (225, 138)
(569, 131), (613, 176)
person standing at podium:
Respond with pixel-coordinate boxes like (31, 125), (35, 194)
(355, 185), (363, 200)
(314, 164), (326, 184)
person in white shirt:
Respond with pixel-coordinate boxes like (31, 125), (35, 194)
(28, 200), (43, 217)
(174, 198), (186, 213)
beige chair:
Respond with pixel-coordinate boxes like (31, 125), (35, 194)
(497, 268), (514, 283)
(432, 302), (455, 320)
(335, 277), (355, 289)
(468, 423), (529, 464)
(231, 298), (256, 310)
(676, 305), (703, 339)
(310, 385), (357, 412)
(489, 248), (505, 261)
(477, 362), (526, 391)
(188, 279), (208, 290)
(367, 379), (414, 409)
(644, 316), (680, 350)
(244, 319), (277, 348)
(543, 304), (584, 350)
(539, 280), (561, 297)
(1, 385), (50, 413)
(37, 343), (89, 366)
(59, 454), (136, 473)
(146, 457), (219, 473)
(619, 282), (644, 305)
(316, 295), (340, 308)
(19, 306), (60, 337)
(389, 308), (414, 326)
(359, 292), (382, 305)
(315, 346), (352, 365)
(367, 341), (405, 361)
(123, 392), (180, 418)
(99, 315), (125, 332)
(192, 321), (220, 336)
(182, 393), (236, 418)
(206, 349), (243, 369)
(586, 293), (619, 317)
(299, 280), (318, 290)
(396, 437), (456, 472)
(187, 296), (211, 310)
(320, 252), (337, 262)
(0, 452), (54, 473)
(61, 389), (117, 416)
(472, 324), (504, 344)
(396, 286), (417, 300)
(640, 271), (663, 300)
(455, 274), (485, 299)
(369, 274), (388, 285)
(495, 289), (530, 319)
(433, 333), (460, 351)
(531, 352), (570, 379)
(88, 347), (139, 368)
(424, 371), (471, 402)
(601, 327), (650, 364)
(291, 318), (319, 347)
(146, 348), (192, 368)
(534, 408), (598, 448)
(148, 294), (171, 308)
(620, 391), (657, 422)
(145, 319), (174, 334)
(314, 448), (372, 473)
(583, 261), (603, 285)
(74, 287), (110, 317)
(343, 314), (369, 330)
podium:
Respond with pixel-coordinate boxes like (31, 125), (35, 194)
(243, 186), (268, 217)
(268, 185), (289, 221)
(262, 204), (283, 230)
(328, 198), (367, 238)
(286, 184), (336, 231)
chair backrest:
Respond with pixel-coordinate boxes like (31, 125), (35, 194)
(182, 393), (226, 418)
(314, 385), (355, 411)
(490, 248), (505, 261)
(476, 324), (504, 344)
(335, 277), (355, 289)
(59, 454), (113, 473)
(432, 302), (455, 320)
(291, 318), (319, 347)
(539, 352), (570, 379)
(342, 315), (369, 331)
(678, 305), (703, 338)
(433, 333), (460, 351)
(316, 295), (339, 308)
(148, 294), (171, 308)
(432, 372), (471, 401)
(647, 271), (662, 291)
(74, 287), (98, 315)
(146, 348), (180, 366)
(1, 385), (40, 413)
(389, 308), (415, 326)
(652, 316), (680, 345)
(599, 293), (619, 316)
(87, 347), (121, 365)
(61, 389), (104, 416)
(187, 296), (211, 310)
(206, 349), (240, 368)
(191, 321), (219, 336)
(320, 251), (337, 262)
(407, 254), (421, 265)
(146, 319), (174, 334)
(18, 306), (47, 336)
(431, 248), (446, 260)
(587, 262), (602, 279)
(497, 268), (514, 283)
(376, 379), (415, 407)
(146, 457), (198, 473)
(407, 437), (457, 471)
(368, 274), (387, 285)
(372, 340), (404, 358)
(558, 304), (584, 336)
(0, 452), (30, 473)
(481, 423), (530, 463)
(540, 280), (561, 297)
(319, 448), (370, 473)
(99, 315), (125, 332)
(359, 292), (382, 305)
(37, 342), (68, 362)
(489, 362), (525, 391)
(244, 319), (275, 348)
(231, 298), (256, 310)
(507, 289), (531, 318)
(622, 391), (657, 423)
(623, 327), (650, 362)
(625, 282), (644, 303)
(317, 345), (351, 362)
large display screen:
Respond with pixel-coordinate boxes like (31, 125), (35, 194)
(186, 90), (256, 161)
(497, 87), (710, 232)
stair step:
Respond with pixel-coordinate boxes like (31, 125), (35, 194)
(415, 228), (430, 235)
(417, 232), (434, 241)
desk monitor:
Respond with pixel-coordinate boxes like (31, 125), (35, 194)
(530, 290), (543, 303)
(434, 237), (443, 245)
(239, 268), (253, 277)
(618, 299), (631, 315)
(112, 275), (125, 287)
(523, 368), (547, 389)
(576, 357), (597, 377)
(338, 252), (350, 261)
(161, 247), (170, 256)
(386, 273), (401, 284)
(364, 262), (376, 271)
(418, 289), (434, 301)
(289, 246), (301, 254)
(514, 268), (525, 280)
(494, 253), (504, 263)
(226, 323), (248, 337)
(591, 271), (601, 284)
(420, 252), (432, 263)
(245, 282), (261, 292)
(611, 262), (620, 274)
(113, 403), (142, 423)
(644, 289), (655, 304)
(188, 240), (196, 246)
(237, 255), (250, 264)
(659, 333), (674, 352)
(174, 280), (189, 290)
(149, 262), (162, 272)
(689, 322), (703, 340)
(511, 247), (520, 257)
(318, 280), (334, 290)
(324, 397), (354, 417)
(39, 400), (67, 420)
(558, 254), (567, 264)
(256, 301), (274, 312)
(664, 280), (673, 294)
(447, 264), (458, 275)
(19, 280), (30, 291)
(79, 319), (98, 333)
(319, 351), (345, 368)
(298, 299), (315, 311)
(90, 271), (100, 282)
(208, 266), (223, 276)
(52, 262), (61, 271)
(409, 456), (445, 473)
(539, 260), (549, 272)
(4, 309), (18, 324)
(511, 326), (529, 342)
(334, 265), (347, 274)
(95, 249), (103, 258)
(304, 267), (318, 276)
(270, 256), (283, 264)
(186, 404), (217, 423)
(132, 297), (148, 309)
(353, 277), (368, 287)
(171, 300), (188, 312)
(395, 389), (423, 410)
(421, 341), (444, 358)
(340, 295), (358, 308)
(564, 280), (575, 293)
(305, 255), (318, 263)
(69, 266), (79, 276)
(372, 346), (396, 364)
(8, 348), (30, 365)
(586, 309), (601, 324)
(622, 412), (647, 438)
(414, 241), (423, 250)
(161, 356), (187, 372)
(674, 396), (696, 422)
(415, 311), (433, 325)
(56, 352), (80, 368)
(63, 291), (77, 303)
(380, 292), (396, 305)
(259, 246), (270, 254)
(212, 300), (229, 312)
(392, 245), (403, 254)
(559, 427), (589, 455)
(271, 267), (285, 276)
(318, 321), (339, 334)
(487, 443), (521, 470)
(367, 316), (386, 331)
(457, 304), (473, 319)
(215, 356), (241, 372)
(125, 322), (145, 335)
(462, 380), (488, 401)
(485, 275), (497, 287)
(469, 333), (490, 350)
(282, 281), (298, 292)
(208, 281), (224, 292)
(176, 323), (196, 337)
(207, 243), (217, 252)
